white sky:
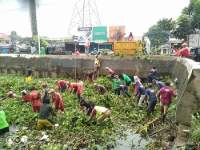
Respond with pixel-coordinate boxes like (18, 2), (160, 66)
(0, 0), (189, 38)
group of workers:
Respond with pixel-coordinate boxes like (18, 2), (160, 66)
(0, 56), (176, 134)
(105, 66), (176, 122)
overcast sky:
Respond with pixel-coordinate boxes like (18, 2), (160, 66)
(0, 0), (189, 38)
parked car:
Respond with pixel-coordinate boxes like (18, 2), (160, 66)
(89, 49), (114, 56)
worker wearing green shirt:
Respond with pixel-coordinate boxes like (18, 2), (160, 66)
(119, 73), (132, 86)
(0, 110), (9, 134)
(112, 75), (122, 95)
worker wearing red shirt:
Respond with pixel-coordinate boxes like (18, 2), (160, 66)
(22, 87), (42, 112)
(30, 89), (42, 112)
(21, 90), (32, 102)
(68, 80), (84, 100)
(49, 89), (64, 112)
(157, 82), (176, 122)
(179, 43), (191, 58)
(57, 80), (69, 92)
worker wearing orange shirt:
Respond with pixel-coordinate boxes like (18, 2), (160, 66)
(22, 87), (42, 112)
(49, 89), (64, 112)
(68, 80), (84, 100)
(56, 80), (69, 93)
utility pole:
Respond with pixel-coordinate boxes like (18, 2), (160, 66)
(29, 0), (40, 54)
(83, 0), (86, 27)
(29, 0), (38, 37)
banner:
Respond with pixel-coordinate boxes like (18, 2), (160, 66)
(109, 26), (125, 42)
(92, 26), (107, 43)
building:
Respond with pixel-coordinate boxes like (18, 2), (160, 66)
(0, 33), (10, 44)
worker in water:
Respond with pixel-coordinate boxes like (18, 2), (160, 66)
(119, 73), (132, 91)
(157, 82), (176, 122)
(94, 54), (101, 77)
(37, 97), (54, 130)
(25, 67), (33, 83)
(152, 79), (166, 91)
(85, 70), (97, 83)
(21, 90), (31, 102)
(132, 75), (142, 95)
(136, 84), (146, 107)
(22, 87), (42, 112)
(0, 110), (9, 135)
(119, 84), (131, 97)
(48, 89), (64, 112)
(41, 82), (49, 94)
(6, 91), (16, 98)
(105, 67), (116, 78)
(80, 98), (111, 123)
(56, 80), (69, 93)
(147, 67), (158, 83)
(112, 75), (131, 97)
(41, 82), (49, 100)
(119, 73), (132, 87)
(68, 79), (84, 100)
(112, 75), (122, 95)
(145, 84), (157, 114)
(94, 83), (107, 95)
(179, 43), (191, 58)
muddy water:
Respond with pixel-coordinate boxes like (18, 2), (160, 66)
(9, 124), (19, 134)
(112, 132), (152, 150)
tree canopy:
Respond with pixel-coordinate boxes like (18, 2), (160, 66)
(145, 18), (175, 47)
(145, 0), (200, 47)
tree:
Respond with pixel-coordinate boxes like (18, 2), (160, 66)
(173, 13), (193, 40)
(32, 36), (49, 48)
(188, 0), (200, 30)
(145, 18), (175, 47)
(173, 0), (200, 40)
(157, 18), (175, 32)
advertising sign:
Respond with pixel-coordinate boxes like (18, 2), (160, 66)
(109, 26), (125, 42)
(92, 26), (107, 43)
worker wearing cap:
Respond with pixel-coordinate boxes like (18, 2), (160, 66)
(179, 43), (191, 58)
(49, 89), (64, 112)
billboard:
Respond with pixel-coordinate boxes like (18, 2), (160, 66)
(92, 26), (107, 43)
(109, 26), (125, 42)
